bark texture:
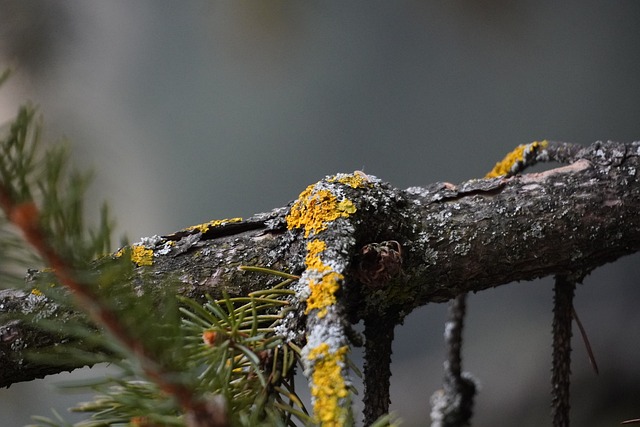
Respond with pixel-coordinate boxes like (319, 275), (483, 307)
(363, 314), (396, 425)
(552, 275), (576, 427)
(430, 294), (476, 427)
(2, 140), (640, 388)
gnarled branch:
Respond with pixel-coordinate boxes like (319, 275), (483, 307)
(1, 141), (639, 418)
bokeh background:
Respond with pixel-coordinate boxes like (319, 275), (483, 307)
(2, 2), (640, 426)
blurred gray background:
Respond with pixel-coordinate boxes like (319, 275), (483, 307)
(1, 1), (640, 426)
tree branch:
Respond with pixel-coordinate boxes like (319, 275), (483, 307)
(430, 294), (477, 427)
(551, 275), (576, 427)
(2, 140), (640, 394)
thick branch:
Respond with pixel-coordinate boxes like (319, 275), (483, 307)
(2, 140), (640, 387)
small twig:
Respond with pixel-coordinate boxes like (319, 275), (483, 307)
(552, 275), (576, 427)
(445, 294), (465, 380)
(430, 293), (476, 427)
(571, 306), (599, 375)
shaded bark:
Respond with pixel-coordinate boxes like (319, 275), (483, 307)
(552, 275), (576, 427)
(363, 314), (396, 426)
(2, 140), (640, 388)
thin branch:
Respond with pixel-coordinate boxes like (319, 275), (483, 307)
(571, 306), (599, 375)
(551, 275), (576, 427)
(430, 294), (476, 427)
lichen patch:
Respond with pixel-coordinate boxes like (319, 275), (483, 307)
(130, 245), (154, 266)
(303, 239), (343, 318)
(286, 182), (357, 238)
(328, 172), (374, 189)
(486, 140), (549, 178)
(307, 343), (350, 427)
(116, 244), (154, 266)
(286, 173), (364, 425)
(183, 217), (243, 234)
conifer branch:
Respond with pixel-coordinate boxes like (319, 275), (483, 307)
(1, 193), (228, 426)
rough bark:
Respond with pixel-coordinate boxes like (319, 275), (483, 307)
(430, 294), (477, 427)
(1, 140), (640, 388)
(363, 314), (396, 425)
(551, 275), (576, 427)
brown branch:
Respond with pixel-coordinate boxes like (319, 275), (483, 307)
(2, 140), (640, 396)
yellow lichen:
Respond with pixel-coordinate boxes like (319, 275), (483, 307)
(308, 343), (350, 427)
(328, 172), (371, 188)
(286, 185), (357, 238)
(305, 240), (329, 270)
(115, 245), (154, 266)
(183, 217), (243, 233)
(336, 199), (356, 215)
(303, 239), (343, 318)
(130, 245), (154, 266)
(288, 177), (359, 424)
(485, 140), (548, 178)
(30, 288), (44, 297)
(306, 271), (343, 318)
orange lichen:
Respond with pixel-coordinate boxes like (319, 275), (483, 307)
(183, 217), (243, 233)
(307, 343), (350, 427)
(286, 185), (357, 238)
(486, 140), (548, 178)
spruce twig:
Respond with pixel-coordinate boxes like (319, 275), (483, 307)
(0, 105), (227, 426)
